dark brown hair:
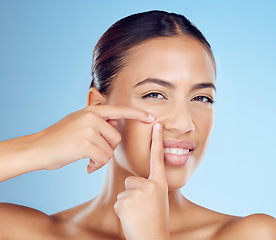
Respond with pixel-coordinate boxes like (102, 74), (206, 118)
(90, 10), (215, 96)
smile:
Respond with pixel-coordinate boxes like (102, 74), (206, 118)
(162, 139), (195, 166)
(164, 148), (190, 155)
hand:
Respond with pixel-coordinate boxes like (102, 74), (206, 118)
(33, 105), (154, 172)
(114, 123), (170, 240)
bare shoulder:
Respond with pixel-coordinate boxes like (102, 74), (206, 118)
(0, 201), (111, 240)
(0, 202), (66, 239)
(214, 213), (276, 240)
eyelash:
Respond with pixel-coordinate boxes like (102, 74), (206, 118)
(142, 92), (167, 99)
(191, 95), (215, 104)
(142, 92), (215, 104)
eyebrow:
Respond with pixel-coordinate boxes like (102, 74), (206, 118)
(191, 82), (216, 92)
(133, 78), (216, 92)
(133, 78), (176, 89)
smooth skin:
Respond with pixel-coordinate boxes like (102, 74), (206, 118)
(0, 36), (276, 239)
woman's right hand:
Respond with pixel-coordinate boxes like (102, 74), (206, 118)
(34, 105), (155, 173)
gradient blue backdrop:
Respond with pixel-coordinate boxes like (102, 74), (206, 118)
(0, 0), (275, 217)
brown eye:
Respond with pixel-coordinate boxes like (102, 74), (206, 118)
(142, 92), (166, 99)
(192, 96), (214, 104)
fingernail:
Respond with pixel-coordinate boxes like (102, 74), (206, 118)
(148, 114), (155, 121)
(154, 122), (161, 131)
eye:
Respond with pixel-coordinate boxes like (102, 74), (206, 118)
(192, 95), (214, 104)
(142, 92), (167, 99)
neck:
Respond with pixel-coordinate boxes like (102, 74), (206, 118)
(99, 157), (187, 206)
(99, 158), (191, 233)
(78, 157), (192, 238)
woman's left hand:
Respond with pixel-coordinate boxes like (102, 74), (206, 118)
(114, 123), (170, 240)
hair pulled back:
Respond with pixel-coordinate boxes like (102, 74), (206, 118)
(90, 10), (214, 96)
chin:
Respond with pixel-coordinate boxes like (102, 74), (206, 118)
(167, 179), (188, 191)
(165, 166), (193, 191)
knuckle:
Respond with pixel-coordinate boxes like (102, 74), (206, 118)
(133, 189), (143, 198)
(82, 139), (92, 152)
(113, 132), (122, 144)
(146, 181), (157, 192)
(86, 127), (98, 138)
(84, 111), (98, 122)
(115, 199), (128, 214)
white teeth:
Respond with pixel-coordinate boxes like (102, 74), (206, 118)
(179, 149), (189, 154)
(164, 148), (189, 155)
(171, 148), (178, 154)
(164, 148), (170, 153)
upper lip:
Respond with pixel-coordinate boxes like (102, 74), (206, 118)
(163, 139), (196, 150)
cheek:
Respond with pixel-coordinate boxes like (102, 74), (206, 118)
(115, 119), (154, 178)
(192, 106), (215, 147)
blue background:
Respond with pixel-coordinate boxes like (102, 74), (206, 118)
(0, 0), (275, 217)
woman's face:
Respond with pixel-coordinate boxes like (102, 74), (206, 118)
(106, 36), (216, 190)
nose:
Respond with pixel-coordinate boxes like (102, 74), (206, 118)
(163, 104), (195, 134)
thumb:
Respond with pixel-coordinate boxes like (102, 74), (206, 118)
(148, 123), (167, 187)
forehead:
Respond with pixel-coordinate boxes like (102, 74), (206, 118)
(115, 36), (216, 89)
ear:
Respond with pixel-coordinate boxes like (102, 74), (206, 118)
(87, 87), (108, 106)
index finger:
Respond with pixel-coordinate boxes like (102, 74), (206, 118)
(148, 123), (167, 186)
(89, 105), (155, 123)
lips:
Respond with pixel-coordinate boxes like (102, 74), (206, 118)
(163, 139), (195, 166)
(163, 139), (195, 150)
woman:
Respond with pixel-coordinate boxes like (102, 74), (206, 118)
(0, 10), (275, 239)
